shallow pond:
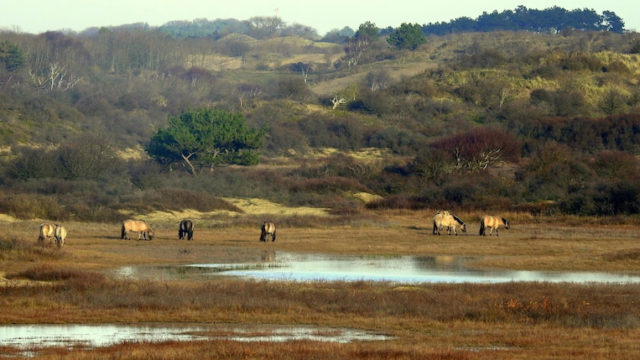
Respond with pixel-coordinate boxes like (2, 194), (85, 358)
(186, 252), (640, 284)
(0, 323), (390, 356)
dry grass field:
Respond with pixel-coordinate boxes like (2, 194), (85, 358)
(1, 209), (640, 359)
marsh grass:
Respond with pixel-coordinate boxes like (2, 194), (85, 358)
(603, 248), (640, 261)
(8, 264), (107, 283)
(30, 340), (475, 360)
(2, 215), (640, 358)
(2, 276), (640, 358)
(0, 235), (65, 262)
(2, 272), (639, 330)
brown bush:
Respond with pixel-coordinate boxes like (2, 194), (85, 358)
(0, 193), (66, 220)
(431, 127), (520, 171)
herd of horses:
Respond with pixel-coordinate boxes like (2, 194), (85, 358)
(38, 223), (67, 248)
(37, 212), (508, 247)
(37, 219), (276, 247)
(432, 210), (510, 236)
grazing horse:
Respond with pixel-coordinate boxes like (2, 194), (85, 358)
(432, 210), (467, 235)
(479, 215), (510, 236)
(54, 225), (67, 248)
(38, 223), (56, 245)
(121, 219), (154, 241)
(178, 219), (194, 240)
(260, 221), (276, 242)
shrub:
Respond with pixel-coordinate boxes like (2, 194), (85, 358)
(431, 127), (520, 171)
(6, 147), (57, 180)
(366, 126), (427, 154)
(0, 193), (66, 220)
(298, 115), (366, 150)
(275, 76), (312, 100)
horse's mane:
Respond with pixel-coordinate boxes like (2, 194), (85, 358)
(501, 217), (508, 224)
(452, 214), (465, 225)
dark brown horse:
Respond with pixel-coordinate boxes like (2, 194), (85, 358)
(178, 219), (194, 240)
(260, 221), (276, 242)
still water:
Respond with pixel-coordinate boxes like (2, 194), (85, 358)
(187, 252), (640, 284)
(0, 323), (389, 355)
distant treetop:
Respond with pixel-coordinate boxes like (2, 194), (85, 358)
(422, 6), (625, 35)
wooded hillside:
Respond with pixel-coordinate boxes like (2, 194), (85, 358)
(1, 10), (640, 221)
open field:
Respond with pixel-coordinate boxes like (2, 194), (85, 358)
(1, 210), (640, 359)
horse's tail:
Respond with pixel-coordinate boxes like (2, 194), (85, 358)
(432, 220), (438, 235)
(178, 220), (185, 239)
(121, 223), (126, 239)
(479, 218), (485, 236)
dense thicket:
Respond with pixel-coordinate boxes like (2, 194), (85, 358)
(422, 6), (625, 35)
(1, 10), (639, 220)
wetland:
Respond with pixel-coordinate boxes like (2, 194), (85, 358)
(1, 211), (640, 359)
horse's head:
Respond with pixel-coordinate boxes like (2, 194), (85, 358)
(502, 218), (510, 229)
(461, 223), (467, 232)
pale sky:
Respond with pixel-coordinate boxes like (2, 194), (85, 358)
(1, 0), (638, 35)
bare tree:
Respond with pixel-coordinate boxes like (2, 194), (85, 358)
(29, 62), (81, 91)
(331, 96), (346, 109)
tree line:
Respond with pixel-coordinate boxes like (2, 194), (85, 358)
(421, 6), (625, 35)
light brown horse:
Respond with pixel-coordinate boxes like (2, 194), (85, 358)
(432, 210), (467, 235)
(38, 223), (56, 245)
(121, 219), (154, 240)
(54, 225), (67, 248)
(479, 215), (510, 236)
(260, 221), (276, 242)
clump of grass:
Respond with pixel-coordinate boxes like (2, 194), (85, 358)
(0, 235), (64, 261)
(603, 248), (640, 261)
(8, 264), (106, 284)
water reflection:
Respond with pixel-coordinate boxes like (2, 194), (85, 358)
(188, 252), (640, 284)
(0, 324), (390, 354)
(0, 324), (208, 350)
